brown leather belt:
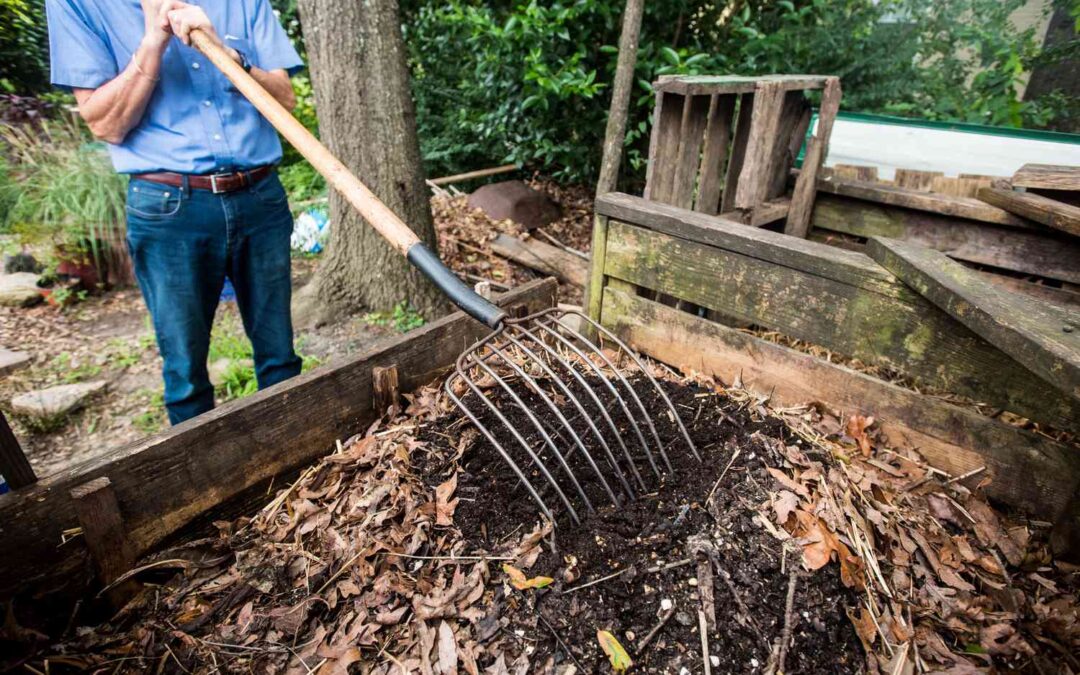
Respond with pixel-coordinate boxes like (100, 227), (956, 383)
(132, 165), (275, 194)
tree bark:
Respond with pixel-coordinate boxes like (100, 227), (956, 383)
(295, 0), (445, 325)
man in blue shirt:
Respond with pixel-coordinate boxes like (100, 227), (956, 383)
(46, 0), (305, 424)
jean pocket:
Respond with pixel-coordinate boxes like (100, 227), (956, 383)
(250, 173), (289, 208)
(126, 182), (183, 220)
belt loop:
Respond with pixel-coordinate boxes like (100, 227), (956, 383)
(181, 174), (190, 197)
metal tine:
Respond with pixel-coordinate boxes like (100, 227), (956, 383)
(564, 309), (700, 462)
(444, 372), (555, 524)
(452, 347), (582, 524)
(484, 342), (622, 508)
(499, 331), (635, 502)
(507, 325), (641, 497)
(468, 348), (596, 514)
(539, 313), (678, 473)
(530, 320), (666, 479)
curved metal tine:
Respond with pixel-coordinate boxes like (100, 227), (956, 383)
(529, 320), (662, 482)
(469, 351), (595, 515)
(454, 353), (581, 525)
(492, 336), (626, 506)
(444, 372), (555, 525)
(506, 325), (638, 498)
(538, 314), (673, 473)
(563, 309), (700, 462)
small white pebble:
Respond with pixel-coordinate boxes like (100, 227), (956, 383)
(751, 658), (760, 668)
(515, 629), (525, 637)
(710, 656), (720, 667)
(802, 611), (810, 619)
(661, 598), (673, 611)
(688, 578), (698, 587)
(680, 669), (691, 675)
(625, 630), (636, 640)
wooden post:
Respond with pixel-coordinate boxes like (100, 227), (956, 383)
(585, 0), (644, 337)
(70, 477), (139, 609)
(372, 365), (401, 415)
(785, 76), (841, 238)
(0, 412), (35, 490)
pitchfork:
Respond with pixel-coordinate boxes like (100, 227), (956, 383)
(192, 31), (698, 525)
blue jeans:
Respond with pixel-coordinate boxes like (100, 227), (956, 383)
(125, 172), (302, 425)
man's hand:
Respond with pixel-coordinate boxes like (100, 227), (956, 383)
(139, 0), (171, 51)
(160, 2), (219, 47)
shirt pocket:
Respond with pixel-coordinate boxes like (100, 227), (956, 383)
(126, 182), (183, 220)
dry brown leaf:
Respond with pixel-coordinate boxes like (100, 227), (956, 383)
(771, 489), (800, 527)
(846, 606), (877, 653)
(438, 620), (459, 675)
(845, 414), (875, 457)
(436, 474), (460, 527)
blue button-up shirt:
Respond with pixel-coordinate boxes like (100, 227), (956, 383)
(46, 0), (303, 174)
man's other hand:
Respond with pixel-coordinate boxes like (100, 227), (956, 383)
(139, 0), (171, 50)
(160, 2), (223, 49)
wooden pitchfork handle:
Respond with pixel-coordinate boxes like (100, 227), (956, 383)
(189, 29), (507, 328)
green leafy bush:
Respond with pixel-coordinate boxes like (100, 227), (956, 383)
(406, 0), (1075, 184)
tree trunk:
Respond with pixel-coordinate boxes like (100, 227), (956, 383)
(295, 0), (445, 325)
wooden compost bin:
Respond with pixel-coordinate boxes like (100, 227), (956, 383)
(0, 280), (558, 623)
(586, 192), (1080, 557)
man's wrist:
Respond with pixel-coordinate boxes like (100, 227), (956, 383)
(141, 30), (170, 52)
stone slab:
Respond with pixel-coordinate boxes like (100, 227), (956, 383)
(0, 273), (42, 307)
(466, 180), (561, 230)
(10, 381), (108, 419)
(0, 349), (31, 377)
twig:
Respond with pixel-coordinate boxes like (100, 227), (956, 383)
(636, 608), (675, 656)
(699, 610), (712, 675)
(535, 229), (588, 260)
(97, 559), (193, 597)
(945, 466), (985, 485)
(714, 563), (770, 649)
(380, 552), (514, 562)
(706, 447), (743, 503)
(560, 568), (627, 595)
(535, 604), (587, 672)
(776, 566), (799, 674)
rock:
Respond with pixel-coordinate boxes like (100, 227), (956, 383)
(466, 180), (561, 230)
(0, 272), (42, 307)
(10, 380), (108, 419)
(208, 357), (255, 387)
(0, 349), (31, 377)
(3, 252), (41, 274)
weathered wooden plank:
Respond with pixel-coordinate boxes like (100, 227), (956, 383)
(71, 477), (138, 609)
(644, 92), (685, 203)
(867, 237), (1080, 401)
(930, 175), (992, 199)
(785, 76), (841, 237)
(0, 412), (35, 490)
(491, 233), (588, 287)
(0, 279), (558, 602)
(734, 81), (786, 209)
(694, 95), (736, 215)
(767, 92), (811, 199)
(977, 186), (1080, 238)
(721, 93), (755, 214)
(833, 164), (880, 182)
(596, 192), (899, 294)
(601, 287), (1080, 519)
(654, 74), (830, 96)
(670, 94), (712, 209)
(1012, 163), (1080, 191)
(810, 193), (1080, 284)
(601, 219), (1080, 433)
(816, 176), (1032, 228)
(722, 198), (790, 227)
(585, 214), (611, 328)
(894, 169), (943, 192)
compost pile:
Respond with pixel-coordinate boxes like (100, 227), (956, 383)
(32, 366), (1079, 673)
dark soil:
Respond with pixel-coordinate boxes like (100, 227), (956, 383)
(415, 376), (865, 673)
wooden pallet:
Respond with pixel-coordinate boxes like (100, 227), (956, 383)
(588, 192), (1080, 556)
(644, 74), (840, 236)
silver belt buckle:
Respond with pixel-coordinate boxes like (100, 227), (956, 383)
(209, 173), (229, 194)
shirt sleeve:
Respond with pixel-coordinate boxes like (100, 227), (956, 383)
(45, 0), (118, 90)
(248, 0), (303, 75)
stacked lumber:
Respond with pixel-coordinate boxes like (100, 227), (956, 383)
(977, 163), (1080, 238)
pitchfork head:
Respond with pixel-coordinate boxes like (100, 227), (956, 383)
(444, 308), (698, 526)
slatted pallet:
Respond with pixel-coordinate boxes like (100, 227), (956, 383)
(644, 74), (840, 236)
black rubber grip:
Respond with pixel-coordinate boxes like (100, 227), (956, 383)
(406, 242), (507, 328)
